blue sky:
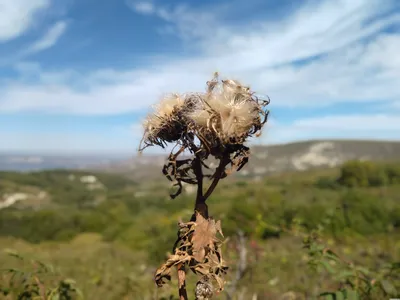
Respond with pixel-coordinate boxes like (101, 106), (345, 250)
(0, 0), (399, 154)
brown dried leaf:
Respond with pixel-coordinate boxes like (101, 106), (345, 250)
(154, 251), (191, 287)
(191, 213), (222, 262)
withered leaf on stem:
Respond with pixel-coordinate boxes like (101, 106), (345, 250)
(154, 251), (192, 287)
(191, 212), (224, 262)
(154, 216), (228, 296)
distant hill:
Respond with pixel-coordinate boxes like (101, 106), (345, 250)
(93, 139), (400, 181)
(0, 154), (130, 172)
(248, 139), (400, 174)
(1, 140), (400, 180)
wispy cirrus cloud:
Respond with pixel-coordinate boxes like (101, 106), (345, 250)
(0, 0), (68, 66)
(1, 0), (399, 115)
(0, 0), (50, 41)
(0, 0), (399, 152)
(24, 21), (68, 54)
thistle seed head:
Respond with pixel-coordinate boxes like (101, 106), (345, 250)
(189, 75), (266, 147)
(139, 73), (269, 155)
(140, 93), (190, 150)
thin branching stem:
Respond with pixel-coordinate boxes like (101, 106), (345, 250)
(193, 155), (208, 219)
(204, 155), (230, 201)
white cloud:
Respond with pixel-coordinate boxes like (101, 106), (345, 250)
(128, 1), (219, 41)
(128, 1), (155, 15)
(24, 21), (68, 54)
(0, 0), (50, 41)
(0, 0), (399, 115)
(262, 114), (400, 145)
(391, 101), (400, 110)
(292, 114), (400, 131)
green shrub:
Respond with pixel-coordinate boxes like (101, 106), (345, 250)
(336, 160), (400, 188)
(315, 176), (340, 189)
(385, 164), (400, 184)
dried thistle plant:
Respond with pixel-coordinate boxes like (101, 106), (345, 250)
(139, 72), (270, 300)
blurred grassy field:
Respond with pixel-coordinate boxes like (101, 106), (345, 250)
(0, 161), (399, 299)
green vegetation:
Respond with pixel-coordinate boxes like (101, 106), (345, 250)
(0, 160), (399, 299)
(0, 250), (83, 300)
(337, 160), (400, 187)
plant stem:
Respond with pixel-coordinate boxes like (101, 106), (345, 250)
(192, 154), (231, 219)
(177, 263), (188, 300)
(177, 155), (208, 300)
(193, 156), (209, 219)
(204, 155), (230, 201)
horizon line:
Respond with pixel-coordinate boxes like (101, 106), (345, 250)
(0, 137), (399, 157)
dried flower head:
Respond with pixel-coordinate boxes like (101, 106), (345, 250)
(139, 73), (269, 199)
(140, 93), (191, 150)
(188, 75), (267, 148)
(139, 73), (269, 155)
